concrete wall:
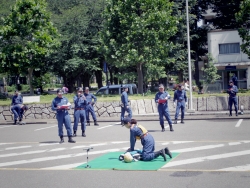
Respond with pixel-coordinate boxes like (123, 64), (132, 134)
(1, 96), (250, 121)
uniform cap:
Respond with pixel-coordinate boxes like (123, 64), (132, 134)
(77, 87), (83, 91)
(123, 117), (131, 124)
(229, 80), (233, 83)
(85, 87), (89, 90)
(57, 89), (63, 94)
(159, 84), (164, 88)
(123, 85), (128, 89)
(178, 84), (182, 87)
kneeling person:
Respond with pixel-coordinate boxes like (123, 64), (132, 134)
(123, 117), (172, 161)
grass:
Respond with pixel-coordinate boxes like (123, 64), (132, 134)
(0, 90), (250, 106)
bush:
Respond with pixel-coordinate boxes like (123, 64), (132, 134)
(0, 93), (7, 100)
(7, 85), (16, 93)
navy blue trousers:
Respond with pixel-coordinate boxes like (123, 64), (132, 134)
(73, 110), (86, 131)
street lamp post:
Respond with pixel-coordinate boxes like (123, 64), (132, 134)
(186, 0), (195, 112)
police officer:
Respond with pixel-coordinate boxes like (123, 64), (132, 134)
(228, 80), (238, 116)
(123, 117), (172, 161)
(173, 84), (187, 124)
(84, 87), (99, 126)
(73, 87), (87, 137)
(51, 89), (75, 143)
(11, 90), (23, 124)
(12, 104), (28, 124)
(121, 86), (132, 125)
(231, 73), (238, 87)
(155, 84), (174, 132)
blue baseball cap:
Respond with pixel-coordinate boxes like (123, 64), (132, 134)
(123, 117), (131, 126)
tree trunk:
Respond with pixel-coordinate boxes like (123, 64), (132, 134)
(114, 67), (119, 84)
(82, 72), (91, 88)
(137, 63), (144, 94)
(95, 69), (103, 88)
(28, 68), (34, 95)
(194, 52), (200, 89)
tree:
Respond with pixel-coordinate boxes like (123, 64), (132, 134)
(0, 0), (59, 95)
(236, 0), (250, 58)
(100, 0), (179, 94)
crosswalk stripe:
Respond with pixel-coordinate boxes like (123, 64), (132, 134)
(162, 149), (250, 168)
(0, 148), (120, 168)
(97, 125), (113, 129)
(218, 164), (250, 171)
(5, 146), (32, 150)
(172, 141), (194, 144)
(0, 143), (14, 146)
(229, 142), (241, 146)
(0, 150), (46, 158)
(172, 144), (224, 153)
(235, 119), (243, 127)
(41, 162), (86, 170)
(39, 143), (59, 146)
(49, 148), (65, 152)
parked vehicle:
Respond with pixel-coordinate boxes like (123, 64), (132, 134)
(95, 84), (138, 95)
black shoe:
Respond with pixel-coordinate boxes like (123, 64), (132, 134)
(68, 137), (76, 143)
(174, 120), (177, 124)
(121, 121), (124, 125)
(236, 112), (238, 116)
(169, 124), (174, 132)
(181, 119), (184, 124)
(87, 121), (90, 126)
(161, 128), (165, 132)
(73, 131), (77, 137)
(229, 112), (232, 116)
(165, 147), (172, 158)
(59, 136), (64, 144)
(19, 118), (22, 122)
(154, 149), (166, 161)
(82, 131), (86, 137)
(13, 120), (17, 125)
(94, 121), (99, 126)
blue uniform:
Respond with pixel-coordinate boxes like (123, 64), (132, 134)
(12, 105), (25, 121)
(232, 76), (238, 87)
(155, 91), (173, 127)
(51, 96), (72, 137)
(227, 85), (238, 114)
(73, 95), (87, 132)
(84, 93), (97, 122)
(11, 95), (23, 121)
(173, 89), (187, 120)
(121, 91), (132, 122)
(130, 125), (155, 161)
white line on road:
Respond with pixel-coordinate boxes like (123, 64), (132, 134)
(0, 148), (120, 167)
(5, 146), (32, 150)
(0, 125), (18, 129)
(218, 164), (250, 171)
(39, 143), (60, 146)
(34, 125), (57, 131)
(161, 142), (170, 145)
(229, 142), (241, 146)
(48, 148), (66, 152)
(97, 125), (113, 129)
(235, 119), (243, 127)
(0, 150), (46, 158)
(172, 144), (224, 153)
(41, 162), (86, 170)
(172, 141), (194, 144)
(0, 143), (14, 146)
(111, 141), (129, 144)
(162, 149), (250, 168)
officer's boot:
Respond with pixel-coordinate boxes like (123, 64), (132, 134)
(174, 119), (177, 124)
(161, 125), (165, 132)
(82, 131), (86, 137)
(59, 136), (64, 144)
(164, 147), (172, 159)
(94, 121), (99, 126)
(229, 111), (232, 116)
(13, 119), (17, 125)
(236, 110), (238, 116)
(73, 130), (77, 137)
(68, 136), (76, 143)
(87, 121), (90, 126)
(169, 124), (174, 132)
(154, 149), (166, 161)
(181, 119), (184, 124)
(121, 121), (124, 125)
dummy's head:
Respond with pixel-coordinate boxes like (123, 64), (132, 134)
(123, 152), (133, 163)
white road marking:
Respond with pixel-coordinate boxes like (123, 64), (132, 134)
(172, 141), (194, 144)
(41, 162), (86, 170)
(172, 144), (224, 153)
(161, 142), (170, 145)
(218, 164), (250, 171)
(0, 150), (46, 158)
(34, 125), (57, 131)
(0, 125), (18, 129)
(0, 148), (120, 167)
(90, 143), (107, 147)
(114, 122), (121, 125)
(164, 125), (169, 128)
(71, 145), (88, 149)
(5, 146), (32, 150)
(162, 149), (250, 168)
(0, 143), (14, 146)
(229, 142), (241, 146)
(235, 119), (243, 127)
(39, 143), (59, 146)
(97, 125), (114, 129)
(49, 148), (65, 152)
(111, 141), (129, 144)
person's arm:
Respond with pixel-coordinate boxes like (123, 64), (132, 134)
(51, 99), (57, 111)
(173, 91), (177, 102)
(92, 94), (97, 103)
(233, 86), (238, 93)
(130, 129), (136, 151)
(19, 96), (23, 104)
(155, 93), (159, 103)
(124, 93), (128, 106)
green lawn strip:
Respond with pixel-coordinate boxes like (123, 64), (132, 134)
(75, 152), (180, 171)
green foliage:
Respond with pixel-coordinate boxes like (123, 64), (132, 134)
(201, 55), (221, 85)
(236, 0), (250, 58)
(100, 0), (179, 93)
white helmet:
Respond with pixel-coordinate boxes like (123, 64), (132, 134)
(123, 152), (133, 163)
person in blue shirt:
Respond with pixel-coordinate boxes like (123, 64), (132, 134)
(121, 86), (132, 125)
(155, 84), (174, 132)
(123, 117), (172, 161)
(231, 73), (238, 87)
(228, 80), (238, 116)
(84, 87), (99, 126)
(173, 84), (187, 124)
(51, 89), (75, 143)
(11, 90), (23, 124)
(73, 87), (87, 137)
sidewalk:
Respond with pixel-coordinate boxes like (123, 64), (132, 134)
(0, 111), (249, 125)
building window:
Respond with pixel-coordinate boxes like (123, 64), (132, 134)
(219, 43), (240, 54)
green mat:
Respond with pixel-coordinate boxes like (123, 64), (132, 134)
(75, 152), (179, 171)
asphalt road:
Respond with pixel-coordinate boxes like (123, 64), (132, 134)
(0, 119), (250, 188)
